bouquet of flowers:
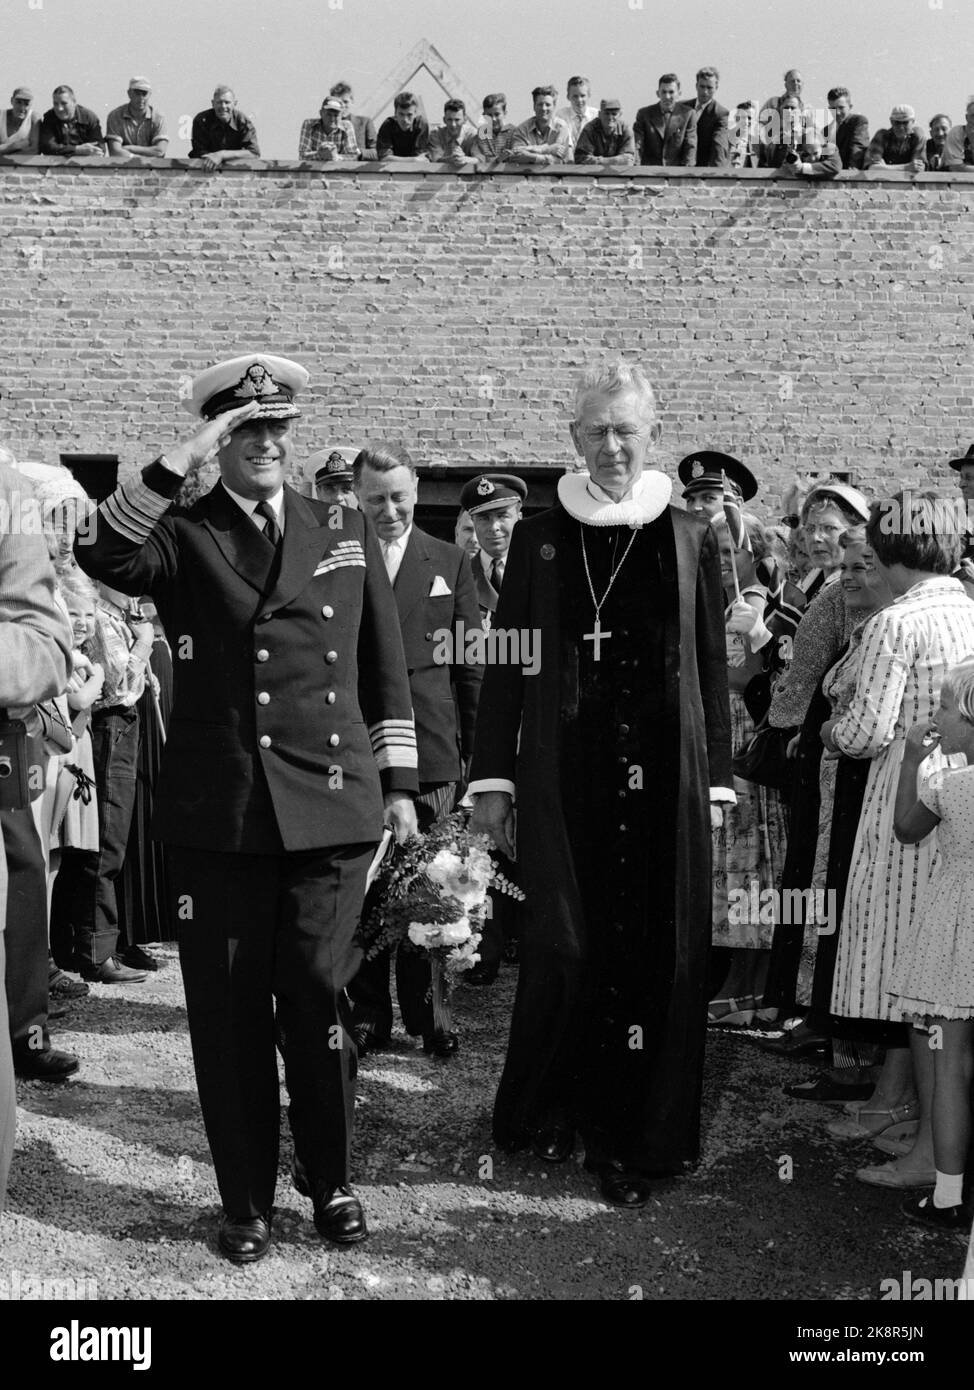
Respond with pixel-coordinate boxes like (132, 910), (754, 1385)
(357, 810), (525, 1033)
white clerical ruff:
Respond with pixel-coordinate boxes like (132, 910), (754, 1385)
(558, 470), (673, 660)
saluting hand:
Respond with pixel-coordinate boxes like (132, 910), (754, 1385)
(163, 399), (264, 477)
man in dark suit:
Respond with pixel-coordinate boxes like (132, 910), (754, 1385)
(635, 73), (697, 167)
(825, 87), (869, 169)
(76, 354), (419, 1263)
(681, 66), (730, 167)
(349, 445), (482, 1056)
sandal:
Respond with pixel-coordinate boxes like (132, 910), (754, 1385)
(826, 1099), (919, 1140)
(707, 996), (756, 1027)
(871, 1120), (919, 1156)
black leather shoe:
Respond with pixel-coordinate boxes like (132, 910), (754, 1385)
(79, 956), (148, 984)
(422, 1030), (459, 1057)
(351, 1020), (390, 1057)
(119, 945), (163, 972)
(592, 1161), (653, 1208)
(14, 1049), (80, 1082)
(312, 1185), (368, 1244)
(217, 1211), (272, 1264)
(531, 1125), (574, 1163)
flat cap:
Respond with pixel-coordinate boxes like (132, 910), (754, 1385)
(889, 104), (915, 122)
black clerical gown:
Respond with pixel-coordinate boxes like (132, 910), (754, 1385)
(469, 491), (731, 1174)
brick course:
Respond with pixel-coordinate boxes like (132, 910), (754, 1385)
(3, 160), (974, 510)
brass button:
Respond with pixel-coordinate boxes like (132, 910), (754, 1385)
(256, 649), (269, 662)
(259, 735), (272, 749)
(325, 650), (338, 663)
(257, 692), (270, 705)
(328, 734), (340, 747)
(322, 605), (334, 619)
(619, 723), (630, 736)
(326, 692), (336, 705)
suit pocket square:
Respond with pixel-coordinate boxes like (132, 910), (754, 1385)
(429, 576), (452, 596)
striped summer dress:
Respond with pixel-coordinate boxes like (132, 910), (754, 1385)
(830, 578), (974, 1021)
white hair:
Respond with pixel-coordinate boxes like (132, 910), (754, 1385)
(944, 657), (974, 723)
(573, 359), (657, 421)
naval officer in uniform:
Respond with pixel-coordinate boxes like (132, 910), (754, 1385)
(76, 354), (418, 1262)
(459, 474), (527, 628)
(306, 446), (359, 509)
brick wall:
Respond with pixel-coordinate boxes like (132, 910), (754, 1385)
(2, 159), (974, 511)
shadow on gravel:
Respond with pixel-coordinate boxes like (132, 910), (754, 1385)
(49, 995), (188, 1037)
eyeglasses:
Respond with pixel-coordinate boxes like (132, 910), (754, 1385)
(581, 425), (645, 444)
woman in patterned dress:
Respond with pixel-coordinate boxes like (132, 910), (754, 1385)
(859, 660), (974, 1221)
(821, 493), (974, 1167)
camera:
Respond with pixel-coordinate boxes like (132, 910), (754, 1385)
(0, 716), (29, 812)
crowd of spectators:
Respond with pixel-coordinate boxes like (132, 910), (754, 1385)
(3, 68), (974, 173)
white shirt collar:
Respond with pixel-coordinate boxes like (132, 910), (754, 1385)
(222, 483), (284, 525)
(381, 523), (412, 551)
(558, 470), (672, 527)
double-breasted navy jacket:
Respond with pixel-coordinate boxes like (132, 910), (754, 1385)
(76, 462), (418, 853)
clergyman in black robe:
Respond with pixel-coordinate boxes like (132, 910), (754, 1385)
(469, 362), (732, 1207)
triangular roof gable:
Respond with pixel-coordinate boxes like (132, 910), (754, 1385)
(363, 38), (479, 123)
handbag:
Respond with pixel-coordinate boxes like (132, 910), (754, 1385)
(731, 718), (795, 792)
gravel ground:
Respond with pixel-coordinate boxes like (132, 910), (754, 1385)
(2, 949), (968, 1302)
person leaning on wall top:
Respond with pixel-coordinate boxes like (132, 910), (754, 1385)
(105, 77), (168, 160)
(189, 85), (260, 171)
(0, 86), (41, 155)
(39, 85), (104, 158)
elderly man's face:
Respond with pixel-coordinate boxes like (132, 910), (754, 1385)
(485, 100), (507, 132)
(570, 388), (661, 500)
(52, 90), (76, 120)
(218, 419), (293, 500)
(930, 116), (951, 143)
(473, 503), (521, 559)
(696, 74), (718, 105)
(356, 463), (417, 541)
(212, 91), (236, 122)
(320, 106), (340, 134)
(830, 95), (852, 122)
(657, 81), (680, 114)
(443, 108), (465, 138)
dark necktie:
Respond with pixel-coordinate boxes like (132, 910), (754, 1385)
(256, 500), (281, 550)
(490, 558), (504, 591)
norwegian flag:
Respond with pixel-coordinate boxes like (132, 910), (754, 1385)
(722, 479), (752, 553)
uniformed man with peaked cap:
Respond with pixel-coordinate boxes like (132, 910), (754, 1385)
(305, 446), (358, 507)
(459, 473), (528, 626)
(677, 450), (757, 521)
(76, 352), (418, 1262)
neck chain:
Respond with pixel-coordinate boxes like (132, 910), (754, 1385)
(579, 523), (639, 660)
